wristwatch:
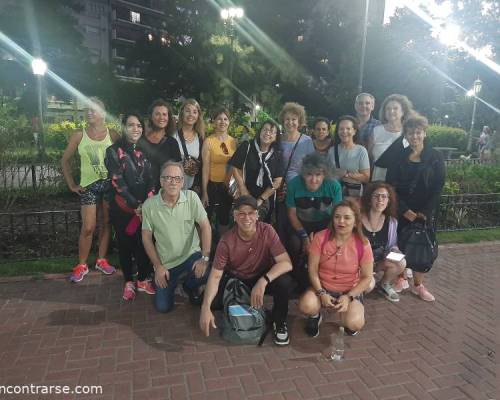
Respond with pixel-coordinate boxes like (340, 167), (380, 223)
(315, 288), (327, 297)
(201, 255), (210, 262)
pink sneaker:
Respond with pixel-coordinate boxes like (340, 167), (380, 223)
(70, 263), (89, 283)
(123, 281), (136, 301)
(95, 258), (116, 275)
(137, 279), (156, 295)
(411, 284), (435, 302)
(394, 277), (409, 293)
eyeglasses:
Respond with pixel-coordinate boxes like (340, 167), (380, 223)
(372, 193), (389, 199)
(160, 175), (183, 183)
(220, 142), (229, 155)
(261, 128), (277, 135)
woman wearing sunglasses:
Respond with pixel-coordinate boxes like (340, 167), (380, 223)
(299, 200), (374, 338)
(360, 182), (406, 303)
(201, 107), (237, 235)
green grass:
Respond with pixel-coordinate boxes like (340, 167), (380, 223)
(0, 230), (499, 277)
(0, 254), (119, 278)
(436, 227), (500, 244)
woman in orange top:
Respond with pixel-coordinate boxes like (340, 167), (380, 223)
(299, 200), (374, 337)
(201, 107), (237, 234)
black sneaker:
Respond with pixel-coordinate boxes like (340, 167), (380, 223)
(183, 284), (204, 306)
(305, 314), (322, 337)
(345, 327), (359, 336)
(273, 321), (290, 345)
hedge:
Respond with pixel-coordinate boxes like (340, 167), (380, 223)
(426, 125), (468, 152)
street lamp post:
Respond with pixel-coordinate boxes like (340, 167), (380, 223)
(466, 78), (482, 152)
(220, 7), (244, 106)
(357, 0), (370, 94)
(31, 58), (47, 158)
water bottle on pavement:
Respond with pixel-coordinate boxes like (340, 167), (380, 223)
(330, 326), (345, 361)
(405, 268), (413, 279)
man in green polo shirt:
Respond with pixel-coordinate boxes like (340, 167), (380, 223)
(142, 161), (212, 313)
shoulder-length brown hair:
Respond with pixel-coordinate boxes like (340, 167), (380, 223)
(328, 200), (368, 244)
(178, 98), (206, 139)
(360, 182), (398, 218)
(147, 98), (177, 135)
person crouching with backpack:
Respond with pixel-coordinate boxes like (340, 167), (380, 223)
(299, 200), (374, 338)
(199, 195), (293, 346)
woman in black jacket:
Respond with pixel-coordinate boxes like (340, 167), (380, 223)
(105, 113), (156, 301)
(386, 115), (445, 302)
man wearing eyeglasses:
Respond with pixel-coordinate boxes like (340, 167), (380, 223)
(142, 161), (212, 313)
(199, 195), (294, 345)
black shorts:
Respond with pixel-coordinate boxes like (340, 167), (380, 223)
(327, 290), (364, 304)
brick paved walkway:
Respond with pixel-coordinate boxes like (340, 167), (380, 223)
(0, 243), (497, 400)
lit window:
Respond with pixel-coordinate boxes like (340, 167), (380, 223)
(147, 33), (153, 41)
(130, 11), (141, 23)
(297, 35), (304, 42)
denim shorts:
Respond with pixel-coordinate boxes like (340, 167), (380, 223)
(80, 179), (110, 206)
(327, 290), (364, 304)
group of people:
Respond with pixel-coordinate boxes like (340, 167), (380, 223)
(62, 91), (445, 346)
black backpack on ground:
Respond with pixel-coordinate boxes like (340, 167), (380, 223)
(220, 278), (268, 345)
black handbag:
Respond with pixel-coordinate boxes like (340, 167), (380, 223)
(398, 219), (438, 273)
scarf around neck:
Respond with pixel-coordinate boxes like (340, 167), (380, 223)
(253, 140), (274, 187)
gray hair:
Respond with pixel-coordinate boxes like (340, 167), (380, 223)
(300, 153), (332, 178)
(355, 92), (375, 103)
(160, 160), (184, 175)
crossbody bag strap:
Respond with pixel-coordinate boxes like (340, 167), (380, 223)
(334, 144), (340, 169)
(178, 129), (190, 159)
(278, 132), (303, 192)
(241, 140), (251, 183)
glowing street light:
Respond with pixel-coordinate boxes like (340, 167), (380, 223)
(437, 23), (461, 47)
(466, 77), (482, 152)
(31, 58), (48, 158)
(220, 7), (244, 20)
(31, 58), (47, 75)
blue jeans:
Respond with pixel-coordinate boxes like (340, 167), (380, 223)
(154, 252), (208, 313)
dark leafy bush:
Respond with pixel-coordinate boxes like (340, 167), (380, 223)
(427, 125), (468, 152)
(444, 163), (500, 194)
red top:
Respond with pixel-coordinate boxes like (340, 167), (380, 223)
(213, 222), (286, 280)
(309, 230), (374, 292)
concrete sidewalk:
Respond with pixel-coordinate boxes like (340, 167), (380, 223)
(0, 242), (497, 400)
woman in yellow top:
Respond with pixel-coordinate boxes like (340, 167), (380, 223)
(61, 97), (119, 283)
(201, 107), (237, 234)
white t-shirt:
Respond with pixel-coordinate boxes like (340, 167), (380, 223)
(371, 125), (401, 181)
(173, 131), (200, 189)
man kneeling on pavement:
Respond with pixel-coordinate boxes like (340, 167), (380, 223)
(199, 195), (294, 345)
(142, 161), (211, 313)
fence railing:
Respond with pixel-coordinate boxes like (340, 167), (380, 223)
(437, 193), (500, 231)
(0, 164), (63, 190)
(0, 209), (81, 260)
(1, 193), (499, 261)
(444, 158), (497, 167)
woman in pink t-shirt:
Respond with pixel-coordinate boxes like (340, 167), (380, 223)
(299, 200), (374, 337)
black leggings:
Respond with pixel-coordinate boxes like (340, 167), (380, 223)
(213, 271), (294, 325)
(110, 205), (153, 282)
(207, 181), (233, 226)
